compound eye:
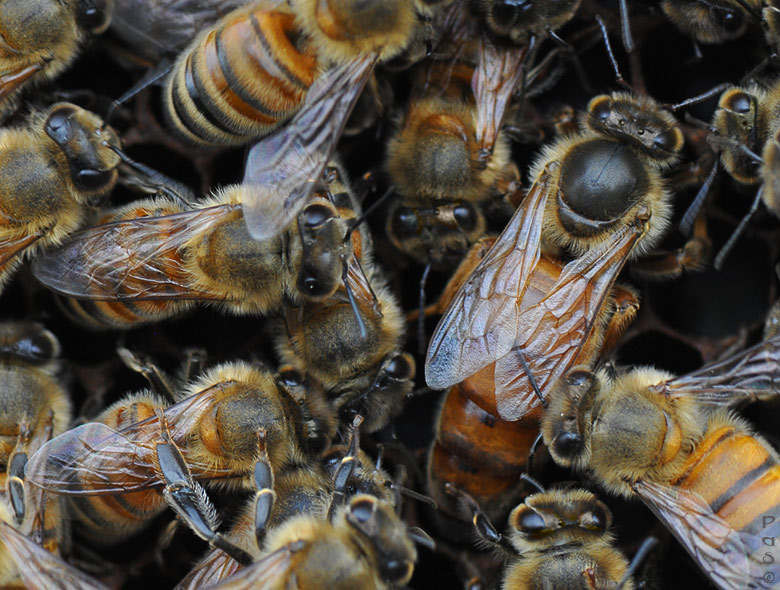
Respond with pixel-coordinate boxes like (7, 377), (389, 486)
(45, 107), (76, 144)
(590, 97), (612, 121)
(714, 7), (743, 34)
(581, 504), (609, 531)
(350, 498), (375, 523)
(727, 92), (752, 114)
(391, 207), (420, 238)
(77, 0), (112, 33)
(552, 431), (582, 460)
(453, 204), (477, 232)
(492, 0), (532, 23)
(301, 204), (334, 228)
(513, 506), (546, 533)
(380, 560), (412, 583)
(278, 368), (304, 387)
(386, 355), (413, 380)
(653, 129), (680, 154)
(75, 168), (113, 191)
(14, 332), (57, 364)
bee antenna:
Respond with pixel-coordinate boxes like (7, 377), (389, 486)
(525, 432), (545, 477)
(713, 185), (764, 270)
(417, 261), (432, 356)
(517, 348), (547, 408)
(392, 485), (438, 509)
(407, 385), (433, 398)
(102, 60), (173, 130)
(595, 15), (631, 92)
(343, 185), (395, 243)
(617, 0), (635, 53)
(341, 259), (368, 340)
(407, 527), (436, 550)
(679, 160), (718, 237)
(617, 536), (659, 589)
(519, 472), (546, 494)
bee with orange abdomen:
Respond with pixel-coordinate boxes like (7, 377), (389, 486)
(0, 103), (121, 294)
(32, 162), (372, 329)
(425, 91), (686, 416)
(425, 236), (640, 522)
(0, 0), (113, 117)
(423, 91), (708, 522)
(542, 335), (780, 590)
(25, 359), (337, 546)
(163, 0), (435, 148)
(161, 0), (442, 242)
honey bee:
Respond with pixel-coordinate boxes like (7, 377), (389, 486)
(160, 0), (439, 241)
(0, 102), (121, 293)
(425, 91), (684, 420)
(673, 78), (780, 266)
(0, 0), (113, 117)
(541, 335), (780, 590)
(25, 360), (336, 547)
(0, 322), (72, 587)
(447, 484), (640, 590)
(190, 491), (418, 590)
(384, 61), (519, 271)
(659, 0), (755, 44)
(32, 163), (372, 329)
(175, 419), (400, 590)
(426, 237), (640, 522)
(0, 519), (109, 590)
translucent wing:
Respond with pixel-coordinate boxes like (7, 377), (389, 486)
(174, 548), (242, 590)
(492, 220), (644, 420)
(202, 543), (301, 590)
(633, 479), (779, 590)
(0, 230), (45, 268)
(31, 204), (239, 300)
(242, 54), (377, 241)
(0, 521), (111, 590)
(26, 383), (236, 495)
(472, 34), (530, 160)
(651, 334), (780, 404)
(109, 0), (248, 62)
(425, 164), (553, 390)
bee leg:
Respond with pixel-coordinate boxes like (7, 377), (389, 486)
(7, 422), (32, 522)
(328, 416), (364, 519)
(154, 424), (254, 566)
(599, 283), (640, 355)
(251, 431), (276, 547)
(180, 348), (208, 382)
(117, 347), (177, 402)
(630, 214), (711, 279)
(443, 483), (514, 553)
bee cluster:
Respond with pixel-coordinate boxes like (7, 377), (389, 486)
(0, 1), (779, 590)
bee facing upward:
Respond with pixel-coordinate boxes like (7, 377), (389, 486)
(425, 91), (683, 421)
(0, 0), (114, 117)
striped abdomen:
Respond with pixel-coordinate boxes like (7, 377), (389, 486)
(164, 3), (318, 148)
(673, 423), (780, 581)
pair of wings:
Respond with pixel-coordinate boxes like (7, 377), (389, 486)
(31, 197), (372, 309)
(0, 518), (300, 590)
(631, 334), (780, 590)
(425, 163), (644, 420)
(25, 382), (239, 496)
